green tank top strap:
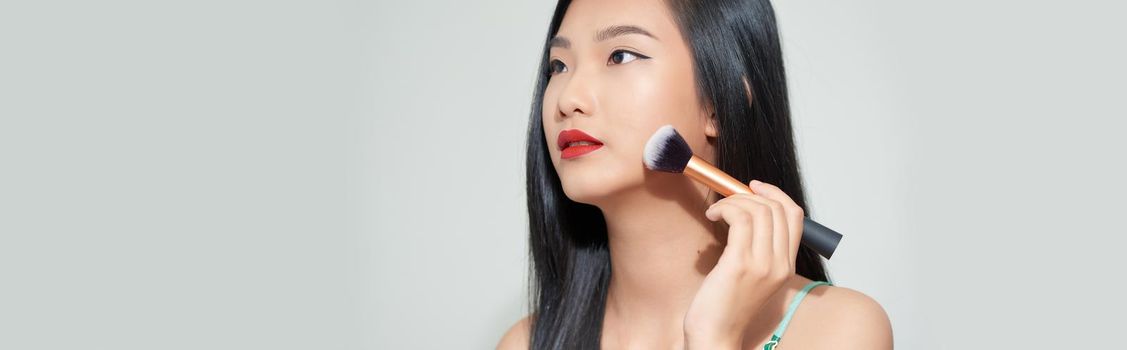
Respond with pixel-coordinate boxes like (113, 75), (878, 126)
(762, 280), (832, 350)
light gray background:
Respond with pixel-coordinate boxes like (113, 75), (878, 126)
(1, 0), (1124, 349)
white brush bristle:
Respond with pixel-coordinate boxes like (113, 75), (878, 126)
(643, 125), (693, 173)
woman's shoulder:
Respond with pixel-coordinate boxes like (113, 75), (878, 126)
(496, 315), (531, 350)
(780, 277), (893, 349)
(495, 280), (892, 349)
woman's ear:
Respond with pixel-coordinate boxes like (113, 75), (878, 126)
(704, 112), (719, 138)
(703, 77), (753, 139)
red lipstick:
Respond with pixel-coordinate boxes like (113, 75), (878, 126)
(557, 129), (604, 159)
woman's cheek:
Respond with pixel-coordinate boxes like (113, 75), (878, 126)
(626, 75), (675, 133)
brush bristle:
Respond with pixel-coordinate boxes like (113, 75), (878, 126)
(643, 125), (693, 173)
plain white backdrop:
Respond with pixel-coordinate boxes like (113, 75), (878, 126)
(2, 0), (1124, 349)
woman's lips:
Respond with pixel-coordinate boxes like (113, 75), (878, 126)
(561, 143), (603, 159)
(557, 129), (604, 160)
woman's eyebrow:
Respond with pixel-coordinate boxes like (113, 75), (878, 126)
(595, 24), (658, 42)
(550, 36), (571, 49)
(550, 24), (658, 50)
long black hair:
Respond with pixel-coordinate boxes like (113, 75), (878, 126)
(523, 0), (829, 348)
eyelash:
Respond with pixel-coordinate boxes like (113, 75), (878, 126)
(548, 49), (651, 76)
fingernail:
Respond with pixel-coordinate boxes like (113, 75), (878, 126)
(750, 180), (762, 187)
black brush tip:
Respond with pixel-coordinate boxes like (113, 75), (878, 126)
(643, 125), (693, 173)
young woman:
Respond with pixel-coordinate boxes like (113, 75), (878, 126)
(499, 0), (893, 348)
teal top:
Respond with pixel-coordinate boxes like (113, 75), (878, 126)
(763, 280), (832, 350)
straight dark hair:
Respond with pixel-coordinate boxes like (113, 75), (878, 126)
(523, 0), (829, 348)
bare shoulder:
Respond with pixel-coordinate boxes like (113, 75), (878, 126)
(799, 284), (894, 349)
(496, 315), (531, 350)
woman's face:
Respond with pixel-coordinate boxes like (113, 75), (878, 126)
(543, 0), (716, 206)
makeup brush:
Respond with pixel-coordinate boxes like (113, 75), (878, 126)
(643, 125), (843, 259)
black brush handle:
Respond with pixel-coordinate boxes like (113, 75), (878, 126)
(802, 217), (842, 259)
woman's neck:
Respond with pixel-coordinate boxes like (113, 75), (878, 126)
(596, 174), (724, 342)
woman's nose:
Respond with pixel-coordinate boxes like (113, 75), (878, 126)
(556, 71), (597, 119)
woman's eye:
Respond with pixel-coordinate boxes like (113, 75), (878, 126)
(608, 50), (648, 65)
(548, 59), (568, 76)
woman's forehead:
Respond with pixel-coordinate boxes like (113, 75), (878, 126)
(554, 0), (679, 44)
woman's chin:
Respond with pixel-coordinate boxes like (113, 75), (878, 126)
(559, 177), (637, 207)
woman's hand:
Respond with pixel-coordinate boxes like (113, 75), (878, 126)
(683, 180), (806, 349)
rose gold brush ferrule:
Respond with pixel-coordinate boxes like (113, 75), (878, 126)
(684, 155), (754, 197)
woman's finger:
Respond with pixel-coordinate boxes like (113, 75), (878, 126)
(705, 199), (755, 257)
(750, 180), (805, 264)
(740, 190), (790, 271)
(708, 194), (773, 265)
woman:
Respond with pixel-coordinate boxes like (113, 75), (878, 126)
(499, 0), (893, 348)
